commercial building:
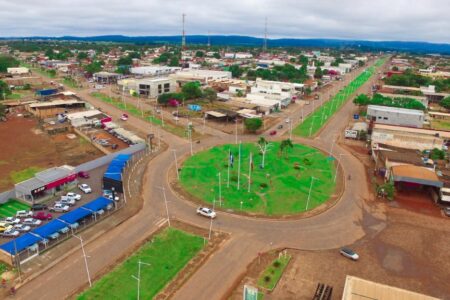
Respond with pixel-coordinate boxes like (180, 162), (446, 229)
(342, 276), (439, 300)
(251, 78), (303, 99)
(130, 66), (180, 77)
(7, 67), (30, 75)
(27, 99), (86, 118)
(171, 69), (232, 84)
(118, 77), (176, 98)
(15, 166), (77, 202)
(93, 72), (121, 84)
(367, 105), (424, 128)
(66, 109), (111, 127)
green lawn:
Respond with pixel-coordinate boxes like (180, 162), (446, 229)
(0, 199), (30, 218)
(10, 167), (44, 183)
(180, 142), (336, 215)
(91, 92), (197, 139)
(62, 77), (79, 89)
(294, 58), (386, 137)
(257, 255), (291, 290)
(77, 228), (204, 300)
(6, 93), (22, 100)
(430, 119), (450, 130)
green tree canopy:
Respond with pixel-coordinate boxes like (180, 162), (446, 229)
(353, 94), (371, 106)
(229, 65), (243, 78)
(440, 96), (450, 109)
(244, 118), (263, 132)
(182, 82), (203, 99)
(77, 52), (88, 60)
(117, 56), (133, 66)
(203, 88), (217, 102)
(0, 80), (11, 100)
(0, 55), (20, 73)
(195, 51), (204, 58)
(213, 52), (221, 59)
(84, 61), (103, 75)
(157, 92), (184, 105)
(0, 102), (6, 118)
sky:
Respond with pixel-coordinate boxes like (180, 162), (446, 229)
(0, 0), (449, 43)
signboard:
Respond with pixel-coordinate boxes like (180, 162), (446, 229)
(243, 285), (259, 300)
(345, 129), (358, 139)
(31, 186), (46, 195)
(353, 114), (359, 120)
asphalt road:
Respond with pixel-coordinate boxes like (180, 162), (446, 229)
(14, 57), (389, 300)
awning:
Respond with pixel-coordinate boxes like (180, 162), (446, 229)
(205, 111), (227, 118)
(391, 165), (443, 188)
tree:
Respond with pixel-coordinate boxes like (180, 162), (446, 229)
(430, 148), (445, 160)
(440, 96), (450, 109)
(244, 118), (263, 133)
(305, 87), (312, 95)
(256, 136), (272, 168)
(299, 55), (308, 66)
(0, 80), (11, 100)
(195, 51), (204, 58)
(77, 52), (88, 60)
(48, 69), (56, 77)
(203, 88), (217, 103)
(0, 55), (19, 72)
(84, 61), (103, 75)
(353, 94), (371, 106)
(117, 56), (133, 66)
(229, 65), (243, 78)
(279, 139), (294, 158)
(157, 92), (184, 105)
(182, 81), (202, 99)
(213, 52), (221, 59)
(314, 67), (323, 79)
(168, 56), (179, 67)
(0, 103), (6, 119)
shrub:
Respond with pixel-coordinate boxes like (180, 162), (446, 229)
(273, 260), (281, 268)
(264, 275), (271, 283)
(260, 183), (268, 188)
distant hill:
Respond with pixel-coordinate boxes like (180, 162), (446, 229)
(1, 35), (449, 54)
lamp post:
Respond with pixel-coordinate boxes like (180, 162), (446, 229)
(309, 116), (319, 137)
(306, 176), (318, 210)
(73, 234), (91, 287)
(235, 119), (238, 144)
(218, 172), (222, 206)
(131, 260), (151, 300)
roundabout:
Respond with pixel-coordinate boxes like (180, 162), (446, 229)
(179, 141), (337, 216)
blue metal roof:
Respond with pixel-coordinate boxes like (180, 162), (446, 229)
(0, 233), (42, 254)
(104, 173), (122, 181)
(32, 220), (68, 239)
(58, 207), (92, 224)
(82, 197), (113, 211)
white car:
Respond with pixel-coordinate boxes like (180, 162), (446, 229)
(13, 224), (31, 232)
(4, 217), (21, 225)
(65, 192), (82, 201)
(49, 203), (70, 213)
(78, 184), (92, 194)
(196, 207), (217, 219)
(57, 198), (76, 206)
(16, 210), (33, 218)
(2, 229), (20, 237)
(22, 218), (42, 227)
(340, 248), (359, 261)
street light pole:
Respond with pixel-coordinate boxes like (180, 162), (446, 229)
(235, 119), (238, 144)
(132, 260), (151, 300)
(73, 234), (91, 287)
(218, 172), (222, 206)
(306, 176), (318, 210)
(172, 149), (179, 180)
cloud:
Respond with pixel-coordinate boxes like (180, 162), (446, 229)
(0, 0), (448, 43)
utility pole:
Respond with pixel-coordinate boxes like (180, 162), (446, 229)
(237, 141), (242, 190)
(131, 260), (151, 300)
(218, 172), (222, 206)
(248, 152), (252, 193)
(306, 177), (318, 210)
(207, 31), (211, 48)
(73, 234), (91, 287)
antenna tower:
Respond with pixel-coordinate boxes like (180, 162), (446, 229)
(182, 13), (186, 49)
(263, 17), (268, 51)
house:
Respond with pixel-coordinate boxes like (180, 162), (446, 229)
(367, 105), (424, 128)
(7, 67), (30, 75)
(27, 99), (86, 119)
(130, 66), (181, 77)
(251, 78), (302, 99)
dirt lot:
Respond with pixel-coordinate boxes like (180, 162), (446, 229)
(231, 206), (450, 300)
(0, 113), (103, 191)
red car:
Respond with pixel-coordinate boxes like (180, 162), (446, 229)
(33, 212), (53, 221)
(78, 171), (90, 179)
(269, 130), (277, 136)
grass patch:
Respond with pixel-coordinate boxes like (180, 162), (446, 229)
(0, 263), (8, 275)
(294, 58), (386, 137)
(10, 167), (44, 184)
(77, 227), (204, 300)
(257, 255), (291, 291)
(62, 77), (79, 89)
(0, 199), (30, 218)
(180, 142), (336, 215)
(91, 92), (196, 139)
(6, 93), (22, 100)
(430, 119), (450, 130)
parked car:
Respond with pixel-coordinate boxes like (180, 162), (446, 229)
(277, 124), (283, 129)
(340, 247), (359, 261)
(78, 171), (90, 179)
(22, 218), (42, 227)
(16, 210), (33, 218)
(31, 203), (48, 211)
(57, 198), (76, 206)
(49, 203), (70, 213)
(4, 217), (20, 225)
(78, 184), (92, 194)
(443, 207), (450, 217)
(120, 113), (129, 121)
(65, 192), (82, 201)
(1, 229), (20, 238)
(13, 224), (31, 232)
(196, 207), (217, 219)
(95, 209), (105, 215)
(103, 190), (119, 201)
(269, 130), (277, 136)
(33, 212), (53, 221)
(0, 223), (12, 232)
(111, 144), (118, 150)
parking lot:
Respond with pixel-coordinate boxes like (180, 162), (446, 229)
(0, 164), (110, 244)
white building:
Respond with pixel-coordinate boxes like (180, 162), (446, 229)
(251, 78), (303, 99)
(130, 66), (181, 77)
(118, 77), (176, 98)
(7, 67), (29, 75)
(367, 105), (424, 128)
(171, 69), (232, 83)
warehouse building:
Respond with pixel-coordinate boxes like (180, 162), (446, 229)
(130, 66), (180, 77)
(367, 105), (424, 128)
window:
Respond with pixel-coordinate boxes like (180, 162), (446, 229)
(158, 84), (162, 94)
(383, 117), (388, 120)
(164, 83), (170, 93)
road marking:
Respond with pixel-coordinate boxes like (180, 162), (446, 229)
(155, 218), (168, 227)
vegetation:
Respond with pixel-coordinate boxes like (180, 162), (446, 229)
(384, 69), (450, 92)
(84, 60), (103, 75)
(440, 96), (450, 109)
(229, 65), (244, 78)
(182, 81), (203, 100)
(353, 93), (426, 111)
(257, 255), (291, 290)
(10, 167), (44, 183)
(180, 143), (336, 215)
(429, 148), (446, 160)
(0, 103), (6, 118)
(203, 87), (217, 102)
(246, 64), (308, 83)
(157, 92), (184, 105)
(0, 80), (11, 99)
(0, 55), (20, 72)
(244, 118), (263, 132)
(78, 228), (204, 300)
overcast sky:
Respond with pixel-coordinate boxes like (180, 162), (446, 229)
(0, 0), (449, 43)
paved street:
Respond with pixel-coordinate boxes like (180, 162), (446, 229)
(13, 58), (389, 300)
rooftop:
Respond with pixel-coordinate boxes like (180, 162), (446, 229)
(368, 105), (424, 116)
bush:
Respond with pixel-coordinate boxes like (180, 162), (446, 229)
(264, 275), (271, 283)
(260, 183), (268, 188)
(244, 118), (263, 132)
(273, 260), (281, 268)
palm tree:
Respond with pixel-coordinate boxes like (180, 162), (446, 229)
(280, 139), (294, 158)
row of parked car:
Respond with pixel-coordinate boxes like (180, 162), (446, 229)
(0, 210), (52, 238)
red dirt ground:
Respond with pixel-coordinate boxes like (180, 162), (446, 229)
(0, 113), (102, 191)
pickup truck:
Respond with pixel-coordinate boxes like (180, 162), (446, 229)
(49, 203), (70, 213)
(64, 192), (82, 201)
(57, 198), (76, 206)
